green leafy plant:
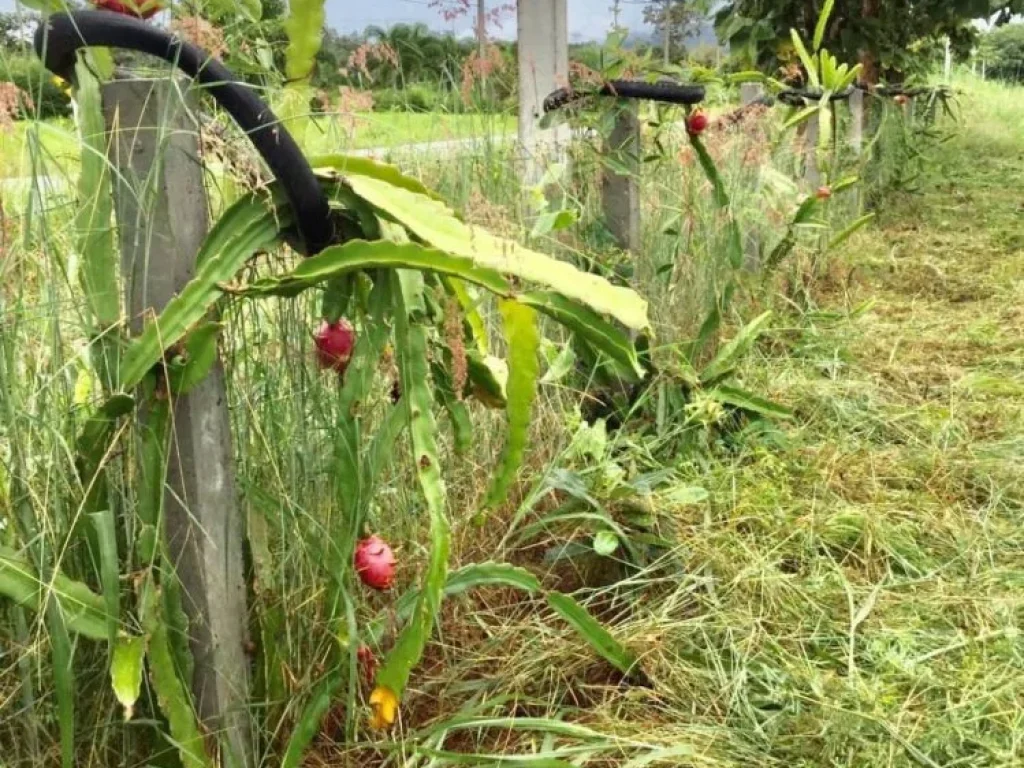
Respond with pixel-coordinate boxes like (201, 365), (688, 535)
(0, 27), (651, 761)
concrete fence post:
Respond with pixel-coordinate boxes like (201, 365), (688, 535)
(103, 78), (252, 767)
(601, 99), (641, 252)
(740, 83), (765, 268)
(739, 82), (764, 108)
(803, 111), (822, 189)
(517, 0), (569, 190)
(849, 88), (864, 156)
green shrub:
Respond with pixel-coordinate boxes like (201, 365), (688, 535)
(0, 55), (72, 119)
(372, 84), (442, 113)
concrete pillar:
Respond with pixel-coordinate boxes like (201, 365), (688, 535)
(803, 111), (821, 188)
(103, 79), (252, 767)
(517, 0), (569, 187)
(739, 82), (764, 107)
(601, 100), (640, 252)
(740, 83), (765, 269)
(849, 88), (864, 155)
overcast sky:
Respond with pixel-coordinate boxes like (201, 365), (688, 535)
(0, 1), (656, 42)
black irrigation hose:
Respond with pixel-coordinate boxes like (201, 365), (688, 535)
(543, 80), (706, 112)
(776, 87), (855, 106)
(872, 84), (953, 98)
(34, 10), (333, 257)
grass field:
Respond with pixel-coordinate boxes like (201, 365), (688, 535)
(0, 76), (1021, 766)
(301, 77), (1023, 766)
(0, 111), (516, 179)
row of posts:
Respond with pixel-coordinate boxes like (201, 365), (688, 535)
(597, 83), (886, 254)
(515, 0), (906, 258)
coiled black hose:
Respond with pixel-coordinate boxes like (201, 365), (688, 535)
(34, 10), (333, 256)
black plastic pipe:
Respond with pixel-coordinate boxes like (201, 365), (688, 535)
(34, 11), (333, 256)
(544, 80), (706, 113)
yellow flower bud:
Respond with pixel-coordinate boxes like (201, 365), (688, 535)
(368, 686), (398, 730)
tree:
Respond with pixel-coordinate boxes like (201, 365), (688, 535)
(642, 0), (710, 65)
(981, 22), (1024, 82)
(0, 10), (39, 49)
(716, 0), (1024, 83)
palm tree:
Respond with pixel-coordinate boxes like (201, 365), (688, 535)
(365, 23), (449, 86)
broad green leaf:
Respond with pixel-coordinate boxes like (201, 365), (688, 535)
(541, 338), (577, 384)
(782, 105), (821, 131)
(530, 209), (579, 239)
(48, 605), (74, 768)
(321, 275), (353, 322)
(593, 530), (619, 556)
(483, 301), (540, 511)
(90, 509), (120, 644)
(766, 233), (797, 271)
(366, 563), (639, 684)
(709, 384), (793, 419)
(281, 672), (343, 768)
(726, 71), (767, 84)
(792, 196), (822, 225)
(790, 28), (819, 88)
(0, 546), (112, 641)
(110, 636), (145, 720)
(376, 275), (451, 701)
(818, 98), (833, 152)
(519, 292), (642, 379)
(365, 562), (542, 645)
(813, 0), (835, 52)
(467, 352), (508, 408)
(160, 569), (195, 710)
(137, 398), (171, 535)
(688, 135), (743, 269)
(74, 55), (118, 330)
(821, 51), (837, 90)
(829, 213), (876, 249)
(284, 0), (325, 81)
(343, 175), (649, 331)
(141, 580), (213, 768)
(546, 592), (637, 675)
(431, 360), (473, 455)
(688, 134), (728, 208)
(686, 302), (721, 363)
(312, 154), (437, 199)
(831, 176), (860, 194)
(120, 195), (281, 389)
(444, 562), (542, 596)
(236, 239), (511, 298)
(835, 63), (863, 93)
(166, 322), (223, 396)
(75, 395), (134, 531)
(700, 311), (772, 386)
(337, 277), (394, 416)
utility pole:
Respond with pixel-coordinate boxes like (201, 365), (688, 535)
(477, 0), (486, 59)
(610, 0), (621, 30)
(662, 0), (671, 66)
